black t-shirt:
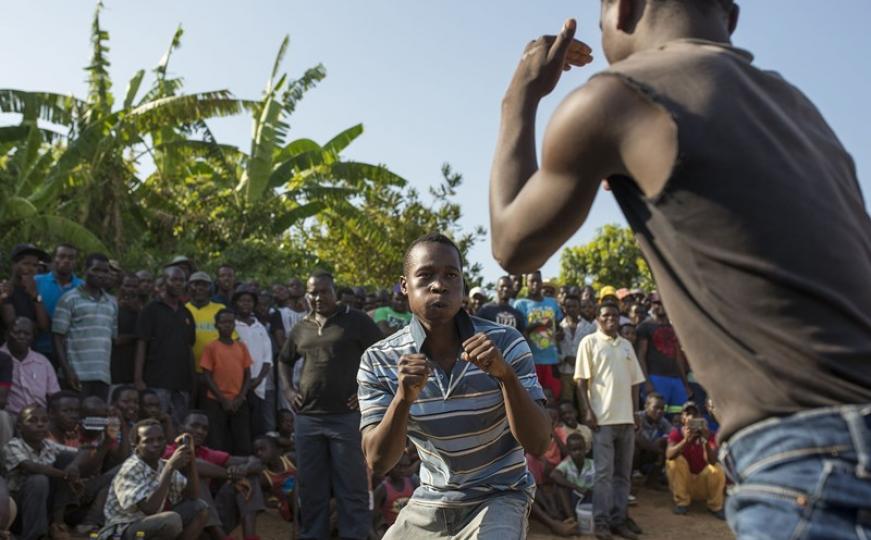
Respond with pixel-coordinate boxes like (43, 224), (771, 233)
(636, 320), (681, 378)
(0, 350), (13, 388)
(476, 303), (527, 333)
(111, 305), (140, 384)
(282, 305), (383, 415)
(136, 300), (195, 391)
(4, 286), (37, 323)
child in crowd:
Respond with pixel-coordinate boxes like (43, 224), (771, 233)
(46, 390), (82, 448)
(139, 387), (176, 439)
(200, 308), (253, 455)
(372, 453), (417, 538)
(527, 407), (577, 537)
(550, 433), (596, 507)
(555, 401), (593, 455)
(110, 385), (140, 429)
(619, 322), (637, 347)
(254, 435), (297, 538)
(274, 408), (295, 456)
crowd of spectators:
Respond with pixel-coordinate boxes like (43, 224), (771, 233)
(0, 241), (724, 539)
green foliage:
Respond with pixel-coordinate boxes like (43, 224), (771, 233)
(559, 224), (655, 290)
(303, 163), (485, 289)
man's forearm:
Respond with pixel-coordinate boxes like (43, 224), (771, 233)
(500, 371), (550, 456)
(361, 396), (413, 476)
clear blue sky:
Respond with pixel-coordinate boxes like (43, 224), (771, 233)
(2, 1), (869, 283)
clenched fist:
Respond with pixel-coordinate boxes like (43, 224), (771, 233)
(397, 353), (431, 404)
(462, 333), (512, 382)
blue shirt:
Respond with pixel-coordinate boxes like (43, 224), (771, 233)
(358, 311), (544, 507)
(513, 297), (563, 365)
(34, 272), (83, 354)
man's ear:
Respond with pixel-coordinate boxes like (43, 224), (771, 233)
(399, 276), (408, 296)
(728, 3), (740, 35)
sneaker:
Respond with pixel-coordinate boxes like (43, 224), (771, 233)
(611, 524), (640, 540)
(673, 505), (689, 515)
(632, 470), (645, 480)
(624, 517), (644, 535)
(627, 494), (638, 506)
(709, 508), (726, 520)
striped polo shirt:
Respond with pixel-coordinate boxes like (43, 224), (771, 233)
(358, 310), (544, 507)
(52, 286), (118, 384)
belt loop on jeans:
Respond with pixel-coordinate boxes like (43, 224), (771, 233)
(718, 443), (739, 483)
(844, 407), (871, 479)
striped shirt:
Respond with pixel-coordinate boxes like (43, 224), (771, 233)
(52, 287), (118, 384)
(358, 311), (544, 507)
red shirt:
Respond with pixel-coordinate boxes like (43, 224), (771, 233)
(162, 443), (230, 467)
(668, 427), (717, 475)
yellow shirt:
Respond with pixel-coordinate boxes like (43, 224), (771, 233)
(186, 301), (232, 372)
(574, 330), (645, 426)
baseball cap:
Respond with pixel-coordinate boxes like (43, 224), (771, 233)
(681, 401), (700, 414)
(188, 271), (213, 284)
(616, 288), (631, 300)
(10, 243), (50, 263)
(468, 286), (487, 300)
(598, 285), (617, 301)
(231, 284), (258, 305)
(164, 255), (192, 268)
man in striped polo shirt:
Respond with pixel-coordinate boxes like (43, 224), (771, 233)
(52, 253), (117, 400)
(358, 233), (551, 539)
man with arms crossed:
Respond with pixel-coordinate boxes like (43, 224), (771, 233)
(358, 233), (550, 539)
(489, 1), (871, 537)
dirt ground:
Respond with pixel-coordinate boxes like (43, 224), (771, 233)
(253, 484), (735, 540)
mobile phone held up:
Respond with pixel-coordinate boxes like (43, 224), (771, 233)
(688, 417), (707, 433)
(82, 416), (109, 432)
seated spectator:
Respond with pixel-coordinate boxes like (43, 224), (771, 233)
(2, 405), (86, 540)
(100, 418), (209, 539)
(0, 477), (16, 539)
(170, 410), (265, 540)
(0, 349), (12, 446)
(555, 401), (593, 453)
(273, 408), (295, 456)
(372, 453), (417, 539)
(254, 435), (297, 535)
(666, 401), (726, 519)
(199, 309), (252, 455)
(47, 390), (83, 448)
(1, 317), (60, 415)
(140, 388), (176, 440)
(527, 407), (577, 537)
(111, 385), (141, 431)
(550, 433), (595, 506)
(635, 393), (671, 488)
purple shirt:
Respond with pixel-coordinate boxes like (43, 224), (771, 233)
(0, 345), (60, 415)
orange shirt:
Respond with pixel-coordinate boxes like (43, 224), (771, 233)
(200, 340), (253, 400)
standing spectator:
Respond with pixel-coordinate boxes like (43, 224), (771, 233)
(185, 271), (226, 375)
(100, 419), (208, 539)
(634, 393), (671, 488)
(134, 266), (196, 425)
(665, 402), (726, 518)
(279, 270), (382, 540)
(575, 304), (645, 540)
(233, 286), (274, 436)
(133, 270), (154, 306)
(111, 274), (142, 387)
(164, 256), (194, 280)
(211, 264), (236, 306)
(34, 243), (82, 365)
(1, 317), (60, 415)
(620, 323), (637, 347)
(467, 287), (488, 316)
(637, 293), (691, 415)
(52, 253), (118, 400)
(515, 270), (564, 399)
(372, 288), (412, 336)
(199, 309), (252, 454)
(1, 244), (50, 335)
(508, 274), (523, 304)
(477, 275), (527, 331)
(558, 295), (596, 404)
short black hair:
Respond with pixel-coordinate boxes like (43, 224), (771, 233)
(218, 263), (234, 271)
(183, 409), (209, 425)
(402, 233), (463, 275)
(254, 434), (280, 449)
(646, 392), (665, 404)
(597, 303), (620, 316)
(566, 432), (586, 447)
(84, 252), (109, 270)
(131, 418), (162, 445)
(337, 286), (354, 298)
(48, 390), (82, 411)
(54, 243), (78, 256)
(140, 388), (158, 401)
(111, 385), (138, 404)
(309, 269), (334, 282)
(214, 308), (235, 323)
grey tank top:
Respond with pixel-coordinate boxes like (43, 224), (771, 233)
(598, 40), (871, 441)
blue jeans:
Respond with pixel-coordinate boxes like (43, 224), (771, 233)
(295, 412), (370, 539)
(720, 404), (871, 540)
(384, 492), (531, 539)
(592, 424), (635, 528)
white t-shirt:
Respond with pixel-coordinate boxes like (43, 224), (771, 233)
(574, 330), (645, 426)
(235, 319), (273, 399)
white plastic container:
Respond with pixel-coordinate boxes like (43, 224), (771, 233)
(575, 501), (595, 535)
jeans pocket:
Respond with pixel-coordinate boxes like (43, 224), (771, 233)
(727, 483), (810, 540)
